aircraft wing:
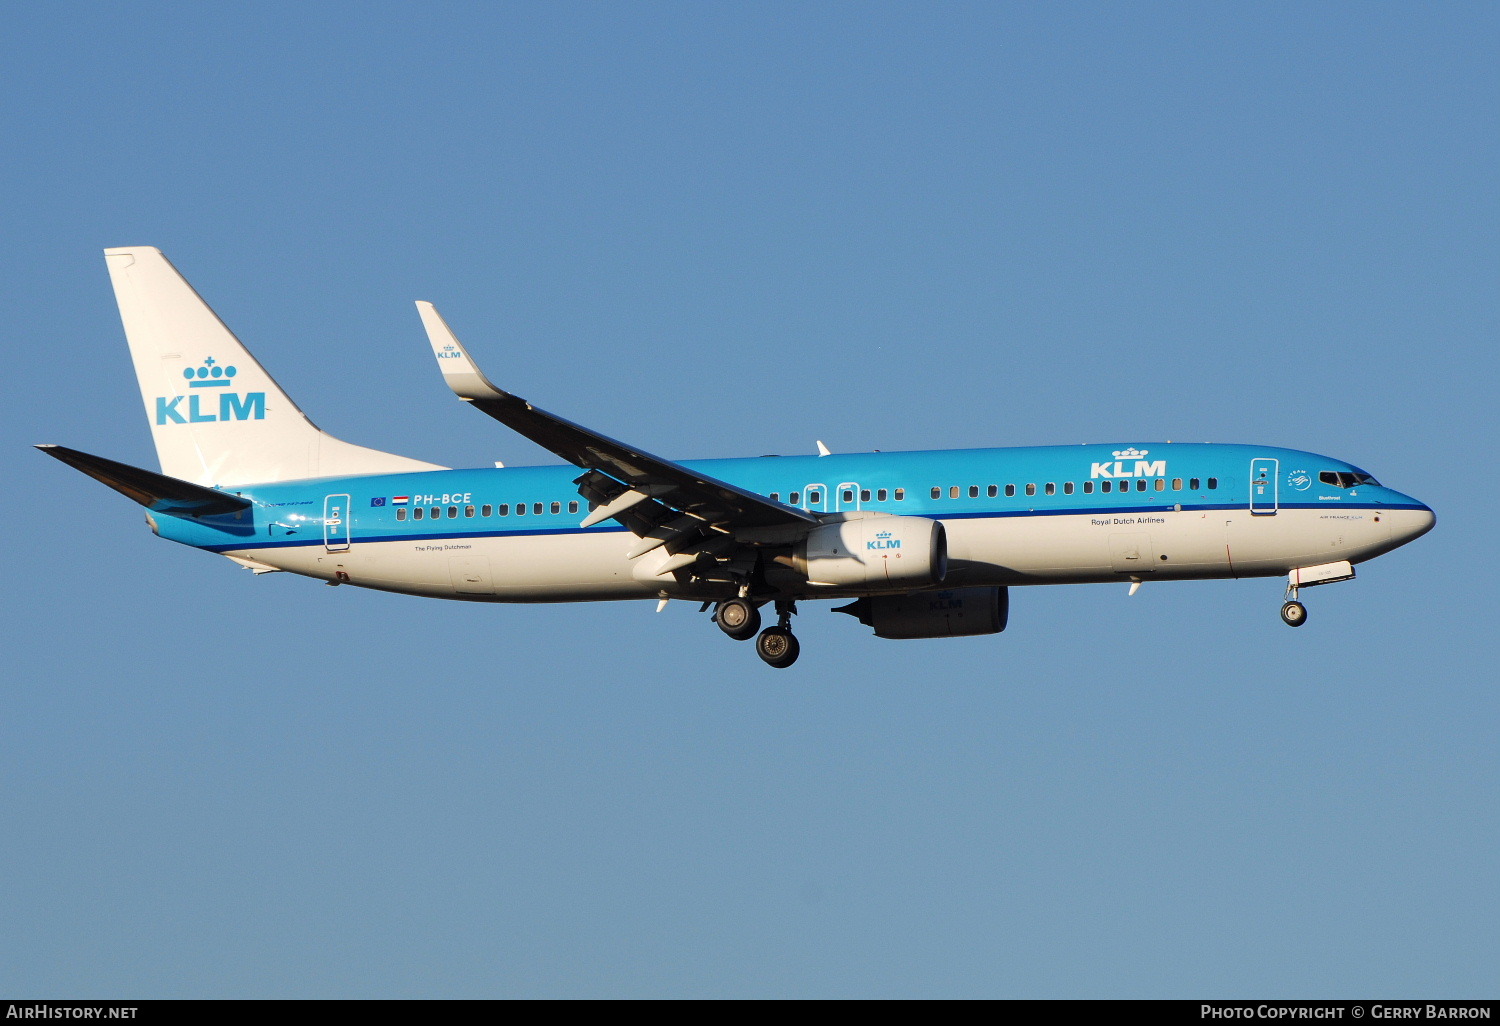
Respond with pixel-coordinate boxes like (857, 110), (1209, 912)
(416, 303), (818, 548)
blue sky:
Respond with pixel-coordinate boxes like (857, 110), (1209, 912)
(3, 1), (1495, 998)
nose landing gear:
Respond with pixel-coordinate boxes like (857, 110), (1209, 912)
(1281, 578), (1308, 627)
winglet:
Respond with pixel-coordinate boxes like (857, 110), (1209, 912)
(416, 301), (509, 403)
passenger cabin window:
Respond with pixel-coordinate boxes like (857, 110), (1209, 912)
(1025, 483), (1036, 496)
(551, 501), (561, 514)
(770, 492), (780, 502)
(950, 486), (960, 499)
(842, 489), (854, 503)
(1064, 482), (1074, 495)
(790, 492), (800, 505)
(516, 504), (526, 516)
(1154, 479), (1165, 491)
(894, 488), (905, 501)
(1083, 481), (1093, 493)
(1190, 478), (1200, 490)
(808, 491), (821, 505)
(397, 508), (407, 521)
(861, 489), (871, 502)
(1207, 478), (1218, 490)
(414, 507), (424, 519)
(987, 485), (998, 498)
(482, 504), (493, 517)
(448, 506), (458, 518)
(1172, 478), (1182, 491)
(931, 487), (941, 500)
(499, 504), (509, 516)
(1136, 480), (1146, 492)
(1005, 485), (1015, 497)
(877, 489), (888, 501)
(1101, 481), (1111, 493)
(1044, 483), (1055, 495)
(465, 505), (475, 517)
(969, 486), (979, 498)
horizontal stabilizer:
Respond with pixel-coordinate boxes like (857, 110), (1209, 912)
(36, 444), (251, 516)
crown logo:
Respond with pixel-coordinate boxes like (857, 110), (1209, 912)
(876, 531), (893, 539)
(183, 357), (239, 388)
(1112, 447), (1149, 459)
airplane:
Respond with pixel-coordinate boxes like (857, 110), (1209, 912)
(38, 247), (1436, 668)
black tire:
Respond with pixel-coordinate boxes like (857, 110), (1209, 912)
(716, 598), (760, 641)
(1280, 601), (1308, 627)
(755, 626), (800, 668)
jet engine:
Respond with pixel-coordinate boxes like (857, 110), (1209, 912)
(792, 516), (946, 591)
(834, 586), (1008, 639)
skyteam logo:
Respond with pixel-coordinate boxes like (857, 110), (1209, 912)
(155, 358), (266, 425)
(867, 530), (901, 551)
(1091, 447), (1167, 479)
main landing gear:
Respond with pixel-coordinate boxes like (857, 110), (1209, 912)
(714, 597), (760, 641)
(713, 598), (800, 668)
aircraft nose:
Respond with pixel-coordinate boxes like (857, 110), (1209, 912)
(1387, 502), (1436, 546)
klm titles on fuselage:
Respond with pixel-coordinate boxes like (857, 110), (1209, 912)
(1090, 448), (1165, 479)
(155, 359), (265, 425)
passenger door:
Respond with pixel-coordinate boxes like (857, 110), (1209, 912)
(1250, 458), (1279, 515)
(323, 493), (351, 552)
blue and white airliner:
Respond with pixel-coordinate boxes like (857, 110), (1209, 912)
(40, 247), (1436, 667)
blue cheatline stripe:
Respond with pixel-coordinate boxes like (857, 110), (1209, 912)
(199, 503), (1415, 554)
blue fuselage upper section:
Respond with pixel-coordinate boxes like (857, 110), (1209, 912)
(152, 442), (1431, 553)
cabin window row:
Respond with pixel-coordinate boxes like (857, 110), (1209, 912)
(929, 478), (1217, 499)
(396, 501), (580, 521)
(765, 478), (1218, 506)
(769, 489), (907, 504)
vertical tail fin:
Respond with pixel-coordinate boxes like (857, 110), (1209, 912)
(104, 247), (444, 486)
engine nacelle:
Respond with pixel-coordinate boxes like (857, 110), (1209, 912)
(793, 516), (946, 591)
(834, 587), (1008, 639)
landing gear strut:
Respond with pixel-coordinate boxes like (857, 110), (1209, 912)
(1281, 580), (1308, 627)
(755, 600), (800, 668)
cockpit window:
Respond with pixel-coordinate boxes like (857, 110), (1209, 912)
(1320, 471), (1380, 489)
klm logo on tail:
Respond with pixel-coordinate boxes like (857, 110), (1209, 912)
(156, 358), (266, 425)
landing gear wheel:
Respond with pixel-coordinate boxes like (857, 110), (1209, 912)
(755, 626), (800, 668)
(716, 598), (760, 641)
(1280, 601), (1308, 627)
